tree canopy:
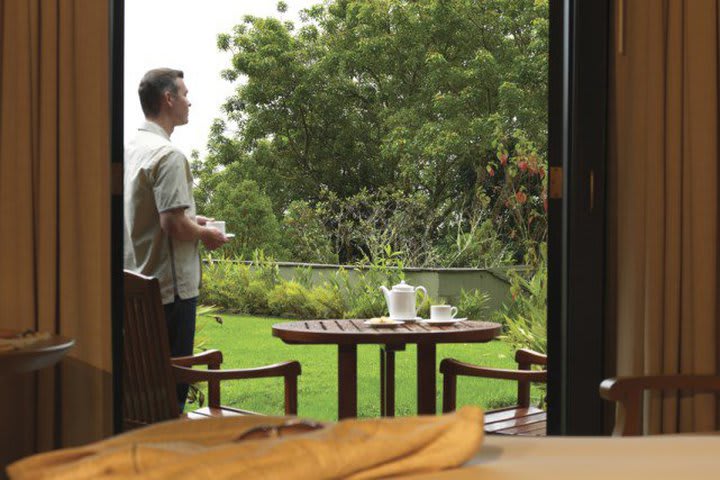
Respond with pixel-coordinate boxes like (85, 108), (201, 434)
(194, 0), (549, 266)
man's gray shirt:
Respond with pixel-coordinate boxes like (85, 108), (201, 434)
(124, 121), (200, 304)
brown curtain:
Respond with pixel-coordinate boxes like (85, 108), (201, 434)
(0, 0), (111, 466)
(609, 0), (720, 434)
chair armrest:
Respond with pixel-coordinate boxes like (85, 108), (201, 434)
(171, 349), (223, 368)
(172, 360), (302, 415)
(515, 349), (547, 367)
(173, 360), (301, 383)
(600, 375), (720, 400)
(599, 375), (720, 436)
(440, 358), (547, 383)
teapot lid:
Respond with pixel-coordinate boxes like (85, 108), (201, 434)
(392, 280), (415, 292)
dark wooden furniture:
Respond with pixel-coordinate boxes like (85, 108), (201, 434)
(272, 319), (501, 419)
(0, 335), (74, 377)
(440, 349), (547, 436)
(600, 375), (720, 436)
(123, 270), (300, 430)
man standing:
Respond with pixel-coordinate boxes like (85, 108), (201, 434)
(124, 68), (227, 409)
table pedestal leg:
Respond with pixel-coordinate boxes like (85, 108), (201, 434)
(338, 344), (357, 419)
(417, 344), (437, 415)
(380, 344), (405, 417)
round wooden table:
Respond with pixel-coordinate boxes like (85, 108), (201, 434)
(273, 319), (501, 419)
(0, 335), (75, 377)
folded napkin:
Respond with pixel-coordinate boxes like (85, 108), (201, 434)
(8, 407), (483, 480)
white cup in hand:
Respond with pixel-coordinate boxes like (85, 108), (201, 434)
(205, 220), (226, 235)
(430, 305), (458, 320)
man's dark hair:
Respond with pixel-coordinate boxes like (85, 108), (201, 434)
(138, 68), (184, 117)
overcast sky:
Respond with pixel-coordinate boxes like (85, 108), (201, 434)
(124, 0), (318, 158)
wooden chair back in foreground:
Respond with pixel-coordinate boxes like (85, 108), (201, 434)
(599, 375), (720, 436)
(440, 348), (547, 436)
(123, 270), (301, 430)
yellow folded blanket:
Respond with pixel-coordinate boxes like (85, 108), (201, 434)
(8, 407), (483, 480)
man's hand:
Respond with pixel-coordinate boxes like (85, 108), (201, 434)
(201, 227), (229, 251)
(196, 215), (214, 226)
(160, 209), (228, 250)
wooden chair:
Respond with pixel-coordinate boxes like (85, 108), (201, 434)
(440, 348), (547, 436)
(599, 375), (720, 436)
(123, 270), (301, 430)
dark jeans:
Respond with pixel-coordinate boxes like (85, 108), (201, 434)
(164, 296), (197, 412)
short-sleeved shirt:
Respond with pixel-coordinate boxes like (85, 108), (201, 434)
(124, 121), (200, 304)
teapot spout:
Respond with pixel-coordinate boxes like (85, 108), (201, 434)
(379, 285), (391, 304)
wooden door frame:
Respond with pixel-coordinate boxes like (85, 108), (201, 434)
(547, 0), (610, 435)
(110, 0), (124, 434)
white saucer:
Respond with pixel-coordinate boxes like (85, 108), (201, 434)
(225, 233), (235, 239)
(389, 316), (422, 322)
(421, 317), (467, 324)
(363, 319), (404, 328)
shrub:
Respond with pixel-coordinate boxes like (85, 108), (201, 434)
(243, 279), (271, 315)
(457, 289), (492, 321)
(267, 281), (316, 318)
(201, 247), (452, 320)
(496, 244), (547, 355)
(339, 247), (407, 318)
(308, 284), (345, 319)
(437, 219), (515, 269)
(200, 258), (252, 312)
(200, 251), (282, 314)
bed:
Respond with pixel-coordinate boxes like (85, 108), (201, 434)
(7, 407), (719, 479)
(402, 433), (720, 479)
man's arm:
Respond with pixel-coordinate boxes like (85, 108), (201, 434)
(159, 208), (227, 250)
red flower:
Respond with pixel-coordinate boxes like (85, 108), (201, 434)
(515, 191), (527, 205)
(487, 166), (495, 177)
(518, 160), (528, 172)
(528, 154), (539, 173)
(499, 153), (508, 166)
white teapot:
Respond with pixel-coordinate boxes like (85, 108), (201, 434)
(379, 280), (428, 320)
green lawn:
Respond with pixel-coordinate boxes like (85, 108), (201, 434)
(189, 314), (542, 421)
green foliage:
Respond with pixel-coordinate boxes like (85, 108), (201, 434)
(496, 244), (547, 354)
(244, 280), (271, 315)
(199, 258), (251, 312)
(320, 187), (446, 266)
(200, 251), (280, 313)
(200, 247), (428, 320)
(308, 284), (345, 319)
(340, 246), (408, 318)
(439, 218), (515, 269)
(187, 304), (223, 406)
(192, 0), (549, 266)
(457, 289), (492, 322)
(280, 200), (337, 263)
(201, 176), (284, 258)
(267, 281), (316, 318)
(194, 304), (223, 352)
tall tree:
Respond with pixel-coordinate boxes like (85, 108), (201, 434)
(196, 0), (548, 264)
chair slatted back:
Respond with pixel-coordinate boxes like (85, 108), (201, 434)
(123, 270), (180, 430)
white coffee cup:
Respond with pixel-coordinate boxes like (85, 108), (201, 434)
(205, 220), (226, 235)
(430, 305), (458, 320)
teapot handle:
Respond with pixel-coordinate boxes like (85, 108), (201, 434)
(415, 286), (428, 301)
